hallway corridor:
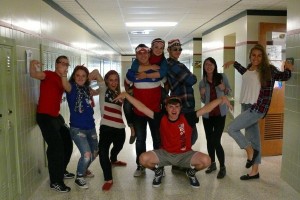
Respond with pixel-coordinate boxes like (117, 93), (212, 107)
(29, 120), (300, 200)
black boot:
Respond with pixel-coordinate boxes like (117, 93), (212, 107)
(205, 162), (217, 174)
(217, 166), (226, 179)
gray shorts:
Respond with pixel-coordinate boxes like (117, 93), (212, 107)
(152, 149), (197, 168)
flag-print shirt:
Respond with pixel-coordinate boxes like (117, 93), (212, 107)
(233, 61), (291, 117)
(98, 81), (125, 129)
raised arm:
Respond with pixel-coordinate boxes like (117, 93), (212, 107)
(30, 60), (46, 80)
(223, 60), (235, 69)
(114, 92), (154, 119)
(89, 69), (104, 83)
(196, 96), (232, 117)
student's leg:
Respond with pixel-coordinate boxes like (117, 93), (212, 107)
(123, 98), (136, 144)
(148, 117), (160, 150)
(134, 116), (147, 165)
(37, 114), (65, 185)
(99, 126), (113, 181)
(70, 128), (91, 176)
(110, 128), (126, 163)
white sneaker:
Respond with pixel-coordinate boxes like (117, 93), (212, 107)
(133, 166), (145, 177)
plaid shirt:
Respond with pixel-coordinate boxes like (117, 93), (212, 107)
(234, 61), (291, 116)
(167, 58), (197, 111)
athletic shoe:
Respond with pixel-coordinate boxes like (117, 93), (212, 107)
(186, 168), (200, 188)
(75, 176), (88, 189)
(133, 165), (145, 177)
(152, 167), (164, 187)
(50, 183), (71, 193)
(64, 171), (75, 179)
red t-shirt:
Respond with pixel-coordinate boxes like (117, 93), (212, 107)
(37, 71), (64, 117)
(157, 112), (197, 154)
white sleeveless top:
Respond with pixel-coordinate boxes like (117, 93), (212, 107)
(240, 70), (261, 104)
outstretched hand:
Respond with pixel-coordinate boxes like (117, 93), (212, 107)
(89, 69), (103, 82)
(221, 96), (233, 111)
(283, 60), (294, 71)
(113, 91), (127, 103)
(223, 61), (235, 69)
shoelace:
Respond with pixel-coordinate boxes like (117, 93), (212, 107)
(190, 176), (198, 184)
(77, 178), (86, 185)
(154, 175), (162, 182)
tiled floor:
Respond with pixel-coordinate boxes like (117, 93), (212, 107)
(29, 119), (300, 200)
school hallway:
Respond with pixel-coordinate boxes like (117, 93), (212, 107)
(28, 118), (300, 200)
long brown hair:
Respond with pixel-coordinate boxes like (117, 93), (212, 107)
(104, 70), (121, 94)
(69, 65), (90, 87)
(249, 44), (271, 86)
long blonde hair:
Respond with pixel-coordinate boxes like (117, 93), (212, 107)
(249, 44), (271, 86)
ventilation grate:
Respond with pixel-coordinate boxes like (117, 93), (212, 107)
(264, 113), (284, 140)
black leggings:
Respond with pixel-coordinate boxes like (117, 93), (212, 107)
(99, 125), (125, 181)
(202, 115), (226, 167)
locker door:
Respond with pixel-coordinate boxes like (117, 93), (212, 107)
(0, 44), (10, 200)
(0, 45), (19, 200)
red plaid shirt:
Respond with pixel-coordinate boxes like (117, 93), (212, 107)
(234, 61), (291, 117)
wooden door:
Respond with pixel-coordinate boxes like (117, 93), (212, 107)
(259, 23), (286, 156)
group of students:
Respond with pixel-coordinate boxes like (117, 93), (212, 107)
(30, 39), (293, 193)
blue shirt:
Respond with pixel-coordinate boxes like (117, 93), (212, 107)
(66, 82), (95, 129)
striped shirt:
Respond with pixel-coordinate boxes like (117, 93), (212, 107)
(233, 61), (291, 116)
(98, 82), (125, 129)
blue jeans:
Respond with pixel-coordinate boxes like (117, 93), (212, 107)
(70, 127), (99, 176)
(227, 104), (264, 164)
(134, 115), (160, 165)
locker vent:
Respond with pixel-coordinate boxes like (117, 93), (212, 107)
(264, 113), (284, 140)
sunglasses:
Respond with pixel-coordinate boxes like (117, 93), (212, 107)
(171, 47), (182, 52)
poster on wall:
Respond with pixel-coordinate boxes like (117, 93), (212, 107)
(266, 45), (282, 61)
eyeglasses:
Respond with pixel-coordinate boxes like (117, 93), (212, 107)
(57, 61), (70, 67)
(171, 47), (182, 52)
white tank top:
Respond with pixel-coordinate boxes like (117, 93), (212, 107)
(240, 70), (261, 104)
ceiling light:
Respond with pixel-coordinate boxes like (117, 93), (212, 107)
(126, 22), (177, 27)
(130, 30), (153, 35)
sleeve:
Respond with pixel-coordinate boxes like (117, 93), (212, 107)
(233, 61), (247, 75)
(168, 63), (197, 90)
(131, 59), (139, 72)
(271, 65), (292, 81)
(199, 80), (206, 103)
(221, 73), (231, 95)
(125, 69), (136, 83)
(98, 82), (107, 116)
(184, 112), (199, 127)
(158, 58), (168, 78)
